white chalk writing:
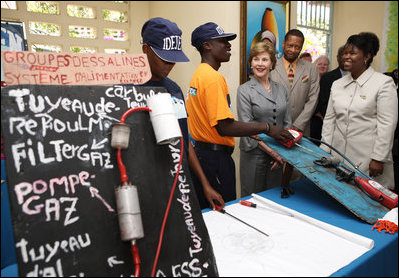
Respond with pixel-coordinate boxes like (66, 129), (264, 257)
(12, 138), (113, 173)
(168, 142), (203, 258)
(157, 258), (204, 277)
(13, 171), (114, 224)
(16, 233), (91, 264)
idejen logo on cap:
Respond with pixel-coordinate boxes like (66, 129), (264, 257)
(215, 26), (224, 35)
(162, 36), (182, 51)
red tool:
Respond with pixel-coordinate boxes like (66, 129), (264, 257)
(240, 200), (294, 217)
(240, 200), (257, 208)
(355, 177), (398, 210)
(278, 129), (303, 148)
(215, 205), (269, 237)
(315, 157), (398, 210)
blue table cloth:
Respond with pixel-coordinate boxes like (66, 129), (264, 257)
(1, 159), (17, 273)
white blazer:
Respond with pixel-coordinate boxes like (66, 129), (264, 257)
(321, 67), (398, 189)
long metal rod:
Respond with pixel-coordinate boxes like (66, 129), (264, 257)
(294, 142), (325, 157)
(218, 208), (269, 237)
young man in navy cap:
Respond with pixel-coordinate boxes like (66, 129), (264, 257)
(140, 17), (225, 209)
(186, 22), (293, 207)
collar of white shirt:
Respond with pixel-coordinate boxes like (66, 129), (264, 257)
(343, 67), (375, 87)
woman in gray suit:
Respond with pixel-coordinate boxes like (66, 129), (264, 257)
(237, 42), (292, 197)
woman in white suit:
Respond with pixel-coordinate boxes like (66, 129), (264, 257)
(237, 42), (292, 197)
(321, 32), (398, 189)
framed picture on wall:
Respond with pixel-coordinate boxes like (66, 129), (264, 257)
(240, 1), (290, 84)
(1, 20), (28, 51)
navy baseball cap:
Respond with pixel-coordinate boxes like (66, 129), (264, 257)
(191, 22), (237, 50)
(141, 17), (189, 63)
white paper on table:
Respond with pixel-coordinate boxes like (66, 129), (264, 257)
(202, 194), (374, 277)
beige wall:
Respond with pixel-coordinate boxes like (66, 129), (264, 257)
(129, 1), (149, 53)
(331, 1), (386, 69)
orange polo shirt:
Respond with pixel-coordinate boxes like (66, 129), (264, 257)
(186, 63), (235, 147)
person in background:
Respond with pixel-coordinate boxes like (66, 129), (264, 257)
(186, 22), (293, 208)
(270, 29), (320, 193)
(237, 42), (291, 197)
(321, 32), (398, 189)
(299, 52), (312, 63)
(140, 17), (225, 209)
(270, 29), (319, 135)
(383, 68), (398, 192)
(310, 46), (348, 144)
(314, 55), (330, 77)
(261, 29), (277, 48)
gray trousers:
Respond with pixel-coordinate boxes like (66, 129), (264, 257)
(240, 148), (283, 198)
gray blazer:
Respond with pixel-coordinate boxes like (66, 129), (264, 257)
(237, 77), (292, 152)
(270, 59), (320, 131)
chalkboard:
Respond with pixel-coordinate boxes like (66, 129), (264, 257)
(1, 84), (219, 277)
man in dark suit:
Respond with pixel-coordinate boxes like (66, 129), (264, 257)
(310, 46), (348, 144)
(384, 68), (398, 192)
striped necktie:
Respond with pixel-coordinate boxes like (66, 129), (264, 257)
(288, 63), (294, 88)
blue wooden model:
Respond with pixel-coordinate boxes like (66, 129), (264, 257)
(258, 134), (389, 224)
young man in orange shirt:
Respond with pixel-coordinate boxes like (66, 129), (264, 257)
(186, 22), (293, 208)
(140, 18), (225, 209)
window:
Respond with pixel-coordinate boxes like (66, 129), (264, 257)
(1, 1), (17, 9)
(31, 44), (61, 52)
(297, 1), (333, 62)
(104, 28), (126, 41)
(29, 21), (60, 36)
(102, 9), (127, 23)
(1, 1), (130, 53)
(105, 48), (126, 54)
(26, 1), (58, 14)
(69, 26), (96, 39)
(67, 5), (95, 19)
(70, 46), (96, 53)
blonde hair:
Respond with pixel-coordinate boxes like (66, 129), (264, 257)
(314, 55), (330, 65)
(248, 42), (277, 70)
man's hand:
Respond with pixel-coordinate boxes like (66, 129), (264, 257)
(292, 126), (303, 133)
(369, 159), (384, 177)
(250, 134), (261, 141)
(268, 125), (294, 142)
(315, 112), (323, 120)
(203, 184), (225, 210)
(257, 141), (284, 170)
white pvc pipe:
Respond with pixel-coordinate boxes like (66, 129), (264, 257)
(146, 93), (182, 145)
(251, 194), (374, 250)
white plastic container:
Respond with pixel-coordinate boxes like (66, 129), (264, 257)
(115, 184), (144, 241)
(111, 123), (131, 149)
(146, 93), (182, 144)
